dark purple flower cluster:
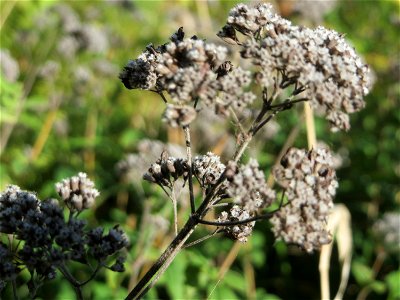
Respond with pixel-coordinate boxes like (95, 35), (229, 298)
(0, 180), (128, 295)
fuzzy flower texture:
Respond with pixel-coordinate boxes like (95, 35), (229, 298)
(271, 148), (338, 252)
(222, 3), (372, 131)
(121, 3), (371, 132)
(120, 27), (255, 125)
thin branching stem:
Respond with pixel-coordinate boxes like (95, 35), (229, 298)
(197, 211), (275, 226)
(183, 229), (222, 249)
(183, 125), (196, 213)
(11, 279), (18, 300)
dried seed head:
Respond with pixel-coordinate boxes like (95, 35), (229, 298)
(55, 172), (99, 212)
(162, 104), (197, 127)
(217, 205), (255, 243)
(227, 159), (276, 214)
(143, 152), (189, 189)
(193, 152), (226, 188)
(271, 148), (337, 252)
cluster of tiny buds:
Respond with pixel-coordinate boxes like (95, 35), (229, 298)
(225, 159), (276, 214)
(55, 172), (99, 212)
(162, 104), (197, 128)
(217, 205), (255, 243)
(271, 147), (337, 252)
(193, 152), (226, 188)
(143, 151), (190, 189)
(218, 3), (372, 132)
(0, 183), (128, 293)
(120, 27), (259, 126)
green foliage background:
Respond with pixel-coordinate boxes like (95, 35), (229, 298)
(1, 0), (398, 299)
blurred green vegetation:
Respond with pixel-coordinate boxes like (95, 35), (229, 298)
(1, 0), (398, 299)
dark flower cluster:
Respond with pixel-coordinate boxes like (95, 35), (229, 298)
(143, 151), (190, 189)
(270, 147), (338, 252)
(0, 178), (128, 296)
(219, 3), (372, 131)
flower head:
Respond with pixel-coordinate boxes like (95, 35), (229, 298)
(55, 172), (99, 212)
(270, 147), (337, 252)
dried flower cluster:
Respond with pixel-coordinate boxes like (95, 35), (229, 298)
(225, 159), (276, 213)
(193, 152), (226, 188)
(120, 27), (257, 125)
(52, 4), (109, 59)
(220, 3), (372, 131)
(0, 178), (128, 296)
(270, 148), (337, 252)
(0, 49), (20, 82)
(117, 2), (373, 298)
(373, 212), (400, 253)
(55, 172), (100, 212)
(162, 104), (197, 127)
(143, 151), (190, 189)
(217, 205), (255, 243)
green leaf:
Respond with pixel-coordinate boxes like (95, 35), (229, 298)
(164, 253), (187, 299)
(119, 129), (142, 147)
(256, 288), (282, 300)
(369, 280), (386, 294)
(0, 76), (22, 124)
(210, 285), (239, 300)
(385, 270), (400, 300)
(352, 261), (374, 285)
(223, 270), (246, 293)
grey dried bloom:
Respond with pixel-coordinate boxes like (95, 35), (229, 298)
(270, 148), (337, 252)
(218, 205), (255, 243)
(119, 46), (160, 90)
(117, 140), (186, 186)
(52, 4), (81, 33)
(162, 104), (197, 127)
(226, 159), (276, 214)
(193, 152), (226, 188)
(373, 212), (400, 253)
(74, 65), (92, 84)
(92, 59), (119, 77)
(156, 36), (227, 103)
(55, 172), (100, 212)
(39, 60), (61, 79)
(74, 24), (109, 54)
(213, 66), (256, 114)
(143, 151), (189, 188)
(120, 28), (260, 121)
(227, 3), (275, 35)
(57, 35), (80, 59)
(294, 0), (337, 24)
(222, 3), (372, 131)
(0, 49), (20, 82)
